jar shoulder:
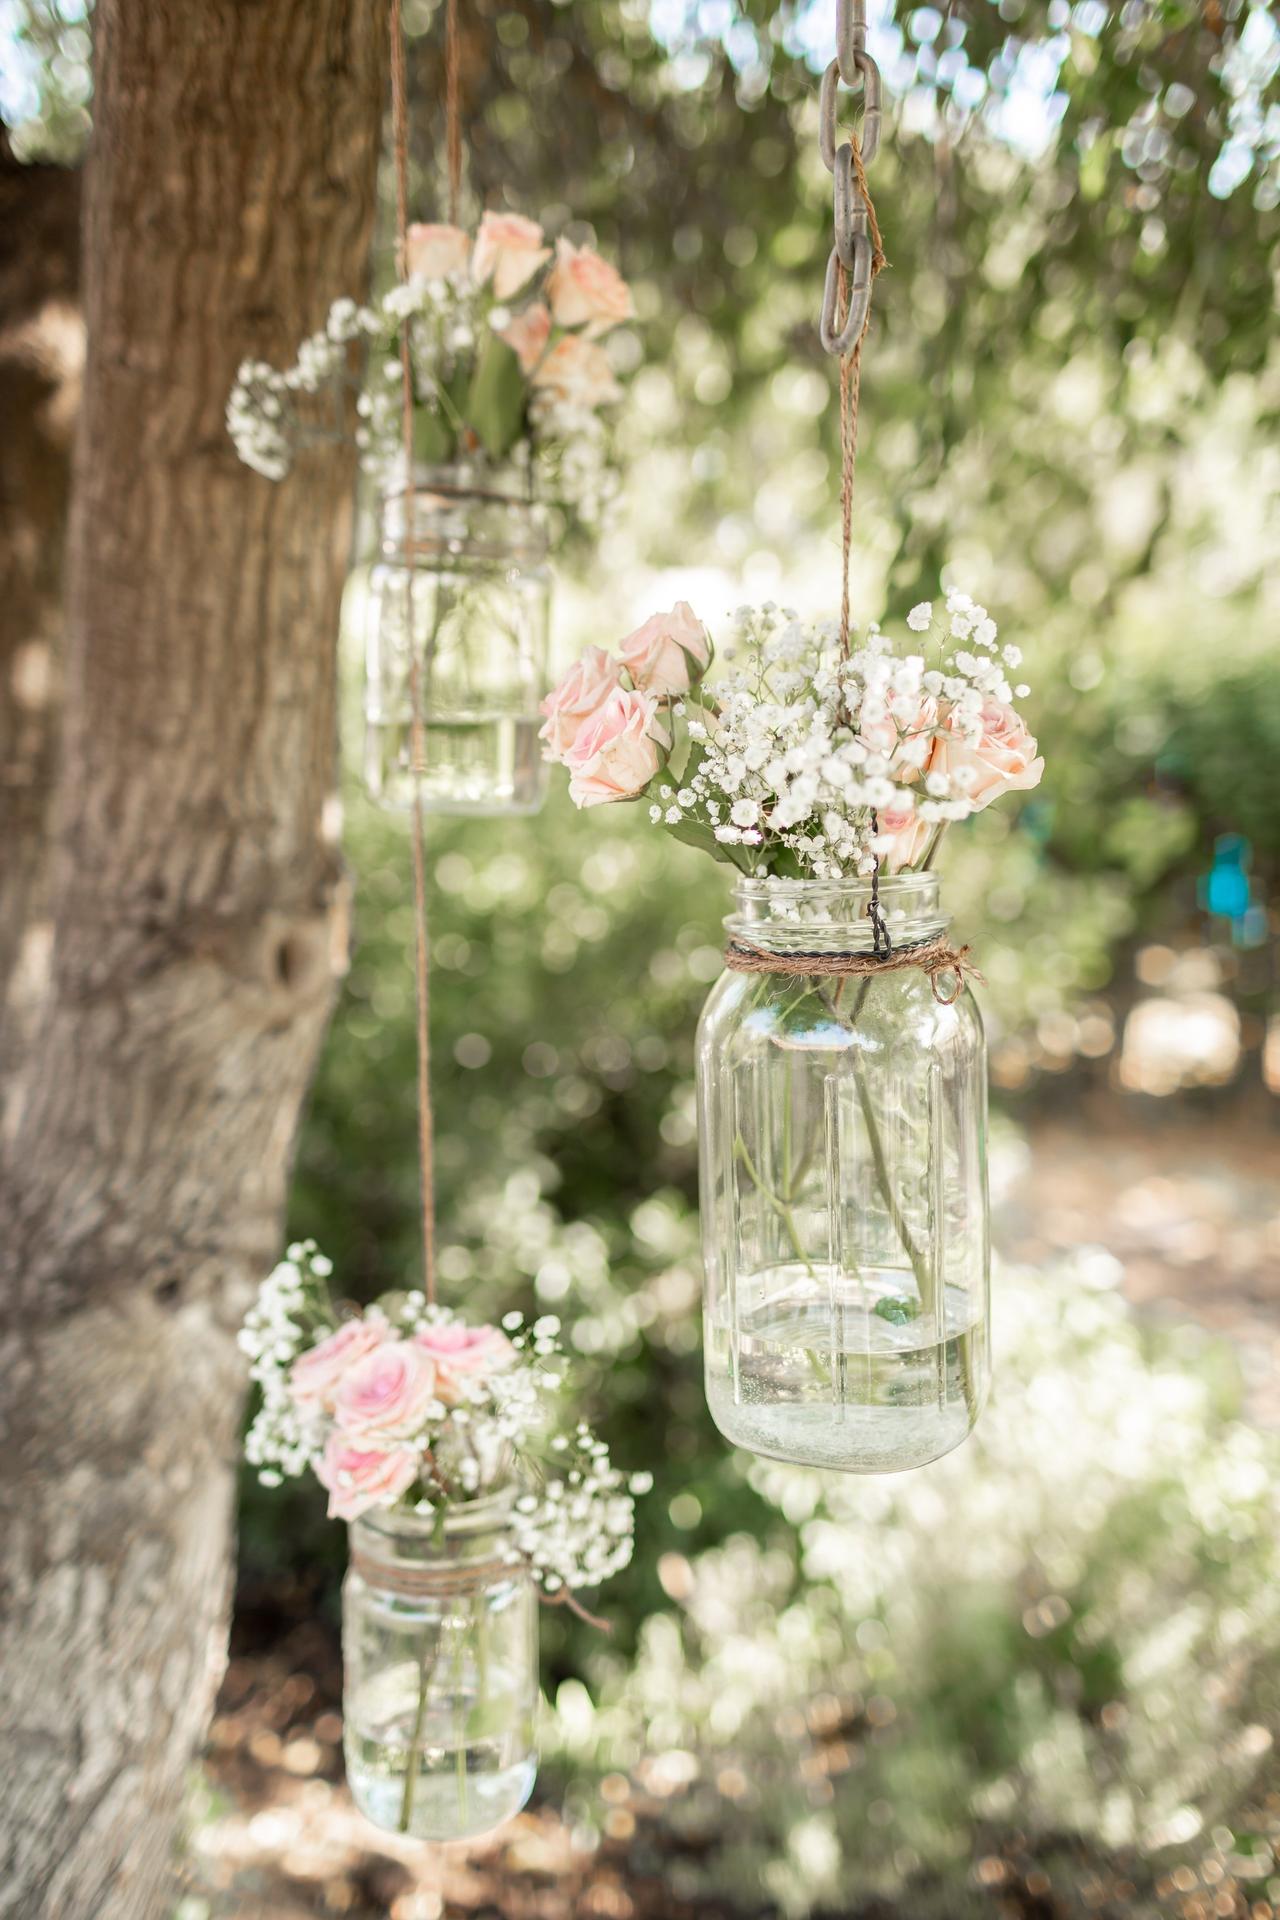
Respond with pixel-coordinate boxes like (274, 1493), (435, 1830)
(697, 969), (986, 1059)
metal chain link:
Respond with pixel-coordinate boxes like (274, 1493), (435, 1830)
(819, 0), (883, 356)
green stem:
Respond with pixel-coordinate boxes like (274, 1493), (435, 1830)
(817, 981), (939, 1325)
(776, 1042), (822, 1205)
(454, 1611), (473, 1823)
(850, 1054), (938, 1321)
(399, 1634), (433, 1834)
(919, 821), (949, 872)
(733, 1132), (815, 1279)
(420, 575), (451, 707)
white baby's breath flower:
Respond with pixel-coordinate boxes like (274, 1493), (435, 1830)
(907, 602), (932, 632)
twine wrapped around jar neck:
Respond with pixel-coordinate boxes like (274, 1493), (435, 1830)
(350, 1541), (613, 1630)
(349, 1544), (522, 1599)
(723, 935), (984, 1007)
(348, 1493), (614, 1630)
(378, 465), (547, 567)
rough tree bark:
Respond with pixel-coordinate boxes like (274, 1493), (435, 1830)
(0, 5), (389, 1916)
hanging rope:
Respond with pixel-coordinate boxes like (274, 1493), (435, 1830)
(390, 0), (438, 1303)
(445, 0), (462, 222)
(835, 137), (886, 657)
(818, 0), (890, 952)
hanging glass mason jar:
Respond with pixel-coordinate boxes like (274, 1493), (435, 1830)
(343, 1490), (538, 1841)
(364, 463), (551, 815)
(697, 874), (989, 1474)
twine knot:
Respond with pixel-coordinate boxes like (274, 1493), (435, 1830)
(723, 935), (984, 1007)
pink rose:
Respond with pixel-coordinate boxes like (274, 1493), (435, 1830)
(857, 715), (899, 763)
(472, 211), (551, 300)
(545, 238), (634, 338)
(332, 1339), (439, 1441)
(619, 602), (711, 698)
(927, 700), (1044, 812)
(316, 1431), (420, 1522)
(564, 685), (666, 808)
(413, 1322), (515, 1406)
(289, 1317), (388, 1410)
(499, 301), (552, 373)
(531, 336), (622, 410)
(406, 221), (470, 281)
(538, 645), (623, 762)
(873, 801), (933, 874)
(889, 696), (941, 782)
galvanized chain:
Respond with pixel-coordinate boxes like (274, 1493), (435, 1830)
(819, 0), (884, 356)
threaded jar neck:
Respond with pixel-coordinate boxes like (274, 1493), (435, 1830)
(349, 1485), (521, 1584)
(727, 874), (948, 955)
(378, 462), (546, 565)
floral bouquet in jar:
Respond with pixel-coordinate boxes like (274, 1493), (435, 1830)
(540, 591), (1045, 1475)
(240, 1244), (647, 1840)
(226, 211), (635, 528)
(538, 589), (1043, 873)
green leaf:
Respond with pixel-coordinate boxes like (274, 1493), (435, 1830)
(873, 1294), (920, 1326)
(672, 736), (709, 786)
(662, 811), (753, 872)
(413, 406), (455, 467)
(759, 846), (807, 880)
(465, 334), (526, 459)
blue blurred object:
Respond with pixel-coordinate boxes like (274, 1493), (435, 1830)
(1198, 834), (1267, 948)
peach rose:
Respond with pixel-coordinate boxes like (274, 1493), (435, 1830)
(472, 211), (551, 299)
(619, 602), (712, 697)
(928, 699), (1044, 812)
(316, 1431), (420, 1522)
(406, 221), (471, 281)
(531, 336), (622, 410)
(332, 1339), (439, 1441)
(413, 1322), (515, 1406)
(290, 1317), (388, 1410)
(499, 301), (552, 373)
(873, 800), (933, 874)
(545, 238), (634, 337)
(564, 685), (665, 808)
(538, 645), (623, 762)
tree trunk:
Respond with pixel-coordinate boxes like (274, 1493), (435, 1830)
(0, 5), (388, 1916)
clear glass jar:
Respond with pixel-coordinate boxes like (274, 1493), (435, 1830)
(363, 463), (550, 815)
(697, 874), (989, 1474)
(343, 1490), (538, 1841)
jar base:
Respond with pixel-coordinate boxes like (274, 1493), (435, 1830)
(705, 1384), (981, 1473)
(346, 1739), (536, 1843)
(704, 1268), (988, 1473)
(343, 1646), (537, 1843)
(365, 712), (548, 817)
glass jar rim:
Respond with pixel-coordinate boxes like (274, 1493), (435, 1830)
(733, 872), (940, 903)
(354, 1484), (517, 1543)
(726, 870), (948, 953)
(384, 458), (538, 508)
(378, 463), (547, 563)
